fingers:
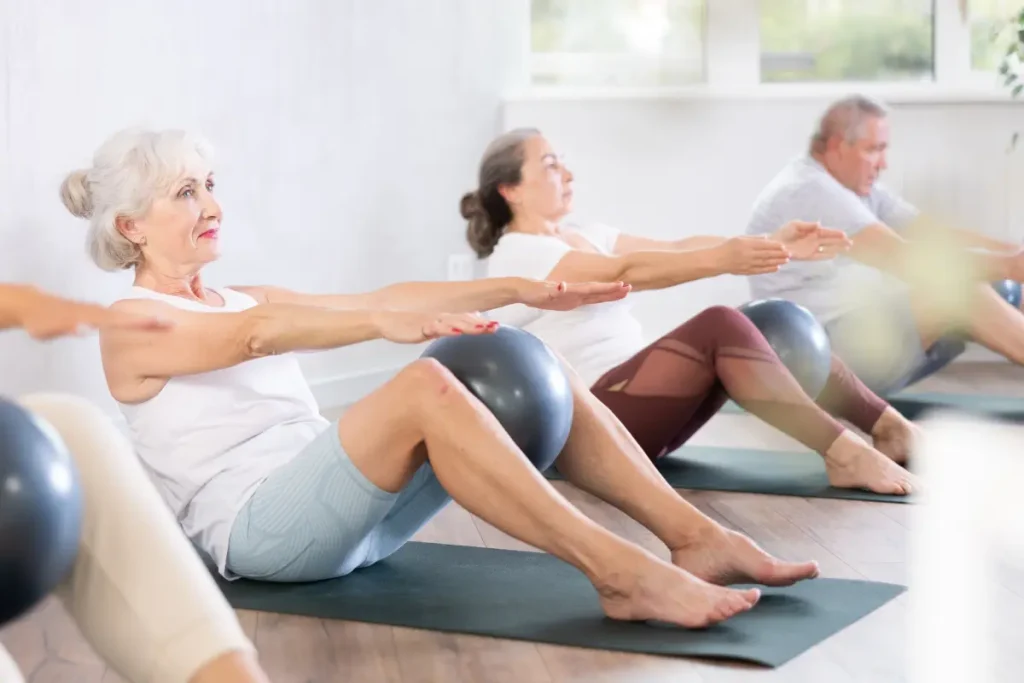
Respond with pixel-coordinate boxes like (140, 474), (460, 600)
(428, 314), (498, 337)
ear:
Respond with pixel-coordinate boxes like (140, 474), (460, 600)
(497, 183), (520, 207)
(115, 216), (144, 245)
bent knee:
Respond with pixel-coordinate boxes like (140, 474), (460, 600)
(690, 305), (752, 332)
(16, 392), (117, 437)
(397, 358), (463, 397)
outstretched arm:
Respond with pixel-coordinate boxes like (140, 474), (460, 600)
(612, 221), (851, 261)
(545, 237), (790, 292)
(0, 284), (172, 338)
(613, 234), (727, 254)
(232, 277), (631, 315)
(848, 222), (1024, 282)
(100, 298), (493, 384)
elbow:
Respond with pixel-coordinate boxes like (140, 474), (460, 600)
(240, 309), (277, 359)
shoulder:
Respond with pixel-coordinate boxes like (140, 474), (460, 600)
(569, 223), (620, 254)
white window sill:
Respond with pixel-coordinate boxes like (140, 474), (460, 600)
(504, 81), (1024, 105)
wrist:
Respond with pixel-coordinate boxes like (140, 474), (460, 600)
(704, 243), (732, 276)
(510, 277), (538, 305)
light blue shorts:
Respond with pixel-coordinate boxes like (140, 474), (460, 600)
(225, 424), (451, 582)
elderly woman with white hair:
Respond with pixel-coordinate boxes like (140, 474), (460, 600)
(63, 127), (824, 632)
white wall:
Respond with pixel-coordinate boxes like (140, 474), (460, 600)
(0, 0), (528, 412)
(502, 95), (1024, 343)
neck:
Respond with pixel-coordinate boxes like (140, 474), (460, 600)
(134, 265), (209, 302)
(505, 214), (561, 237)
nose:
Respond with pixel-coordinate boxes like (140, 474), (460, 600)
(200, 187), (223, 222)
(878, 151), (888, 171)
(563, 166), (574, 183)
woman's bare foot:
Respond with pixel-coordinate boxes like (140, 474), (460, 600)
(870, 407), (919, 464)
(670, 526), (819, 587)
(594, 547), (760, 629)
(824, 431), (916, 495)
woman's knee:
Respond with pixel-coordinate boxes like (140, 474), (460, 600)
(394, 358), (472, 407)
(673, 306), (758, 341)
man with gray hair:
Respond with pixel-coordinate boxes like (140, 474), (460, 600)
(745, 94), (1024, 395)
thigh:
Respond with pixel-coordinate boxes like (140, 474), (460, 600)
(0, 645), (24, 683)
(355, 456), (453, 569)
(226, 425), (404, 582)
(590, 321), (722, 459)
(826, 299), (926, 395)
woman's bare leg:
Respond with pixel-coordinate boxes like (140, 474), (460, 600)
(337, 359), (759, 628)
(554, 361), (820, 587)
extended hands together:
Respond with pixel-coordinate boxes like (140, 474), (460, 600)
(716, 221), (852, 276)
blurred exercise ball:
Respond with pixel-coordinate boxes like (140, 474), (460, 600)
(0, 397), (82, 626)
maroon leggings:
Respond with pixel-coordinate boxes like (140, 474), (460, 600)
(590, 306), (889, 460)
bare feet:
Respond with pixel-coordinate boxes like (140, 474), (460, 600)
(824, 430), (916, 495)
(870, 407), (919, 464)
(670, 526), (820, 587)
(595, 548), (760, 629)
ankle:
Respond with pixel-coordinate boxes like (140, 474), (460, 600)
(870, 407), (908, 439)
(824, 429), (867, 460)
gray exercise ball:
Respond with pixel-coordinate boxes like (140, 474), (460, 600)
(737, 298), (833, 399)
(420, 326), (574, 471)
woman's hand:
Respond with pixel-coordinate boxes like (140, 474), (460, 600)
(517, 280), (632, 310)
(712, 236), (792, 275)
(372, 310), (499, 344)
(771, 220), (852, 261)
(17, 291), (174, 341)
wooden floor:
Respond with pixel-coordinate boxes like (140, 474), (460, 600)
(2, 361), (1023, 682)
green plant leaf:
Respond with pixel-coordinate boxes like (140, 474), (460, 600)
(1013, 83), (1023, 98)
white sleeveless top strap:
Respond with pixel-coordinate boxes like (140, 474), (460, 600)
(115, 286), (330, 576)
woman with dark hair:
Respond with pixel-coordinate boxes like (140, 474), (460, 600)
(463, 128), (918, 497)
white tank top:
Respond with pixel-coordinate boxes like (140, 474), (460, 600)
(115, 286), (330, 576)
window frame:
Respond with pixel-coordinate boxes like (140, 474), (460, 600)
(518, 0), (1024, 104)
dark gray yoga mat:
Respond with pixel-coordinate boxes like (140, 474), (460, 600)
(722, 392), (1024, 421)
(216, 541), (905, 668)
(544, 445), (915, 503)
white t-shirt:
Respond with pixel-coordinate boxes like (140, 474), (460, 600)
(745, 155), (919, 325)
(485, 223), (647, 386)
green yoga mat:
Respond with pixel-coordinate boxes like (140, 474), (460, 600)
(216, 541), (905, 668)
(722, 392), (1024, 421)
(545, 445), (914, 503)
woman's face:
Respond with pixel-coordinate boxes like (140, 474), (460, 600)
(502, 135), (574, 222)
(126, 170), (222, 273)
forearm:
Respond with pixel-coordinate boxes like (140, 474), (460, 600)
(617, 249), (727, 291)
(670, 236), (728, 251)
(0, 284), (39, 331)
(366, 277), (526, 313)
(950, 226), (1020, 254)
(246, 303), (384, 356)
(854, 239), (1014, 283)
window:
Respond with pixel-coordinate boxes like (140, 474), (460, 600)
(760, 0), (935, 83)
(970, 0), (1021, 73)
(525, 1), (1022, 94)
(529, 0), (706, 87)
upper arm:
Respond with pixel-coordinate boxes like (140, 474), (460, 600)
(545, 250), (627, 284)
(100, 299), (256, 387)
(870, 185), (919, 232)
(232, 285), (372, 310)
(612, 233), (674, 254)
(847, 221), (908, 269)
